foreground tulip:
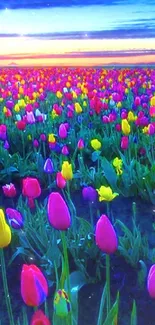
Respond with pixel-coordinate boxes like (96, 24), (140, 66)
(0, 209), (11, 248)
(30, 310), (51, 325)
(95, 214), (118, 314)
(21, 264), (48, 306)
(54, 289), (71, 318)
(6, 208), (23, 229)
(48, 192), (71, 230)
(61, 161), (73, 180)
(97, 186), (119, 202)
(147, 264), (155, 298)
(95, 214), (118, 254)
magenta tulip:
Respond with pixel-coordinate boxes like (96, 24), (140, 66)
(48, 192), (71, 230)
(59, 124), (67, 139)
(147, 265), (155, 298)
(95, 214), (118, 254)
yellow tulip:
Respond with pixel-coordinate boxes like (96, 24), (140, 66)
(72, 91), (77, 99)
(14, 104), (20, 113)
(121, 119), (131, 135)
(150, 96), (155, 106)
(48, 133), (56, 143)
(61, 161), (73, 180)
(90, 139), (101, 151)
(96, 186), (119, 202)
(0, 209), (11, 248)
(127, 111), (135, 122)
(56, 91), (63, 99)
(51, 109), (59, 119)
(75, 103), (82, 114)
(117, 102), (122, 108)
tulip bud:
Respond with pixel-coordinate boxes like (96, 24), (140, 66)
(56, 172), (66, 189)
(121, 136), (129, 150)
(95, 214), (118, 254)
(48, 192), (71, 230)
(54, 289), (71, 318)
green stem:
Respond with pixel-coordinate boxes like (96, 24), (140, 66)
(89, 202), (94, 229)
(106, 202), (110, 218)
(0, 249), (15, 325)
(60, 231), (73, 325)
(106, 254), (111, 315)
(42, 142), (46, 159)
(21, 132), (25, 159)
(60, 231), (71, 299)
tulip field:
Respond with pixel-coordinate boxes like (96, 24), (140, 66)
(1, 67), (155, 324)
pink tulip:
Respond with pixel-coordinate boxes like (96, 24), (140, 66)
(149, 106), (155, 117)
(48, 192), (71, 230)
(147, 265), (155, 298)
(77, 138), (84, 149)
(148, 124), (155, 135)
(56, 172), (66, 189)
(58, 124), (67, 139)
(121, 136), (129, 150)
(95, 214), (118, 254)
(61, 145), (69, 155)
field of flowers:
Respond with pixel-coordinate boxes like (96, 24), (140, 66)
(1, 67), (155, 325)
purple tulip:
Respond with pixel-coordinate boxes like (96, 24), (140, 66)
(44, 158), (54, 173)
(82, 186), (97, 202)
(6, 208), (23, 229)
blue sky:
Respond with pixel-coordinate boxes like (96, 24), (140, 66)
(0, 0), (154, 39)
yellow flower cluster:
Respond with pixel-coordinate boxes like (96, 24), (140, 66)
(112, 157), (123, 176)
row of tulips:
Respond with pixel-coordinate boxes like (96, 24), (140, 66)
(1, 186), (155, 324)
(0, 68), (155, 203)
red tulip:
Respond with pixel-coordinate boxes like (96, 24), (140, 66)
(2, 183), (16, 198)
(147, 265), (155, 298)
(30, 310), (51, 325)
(56, 172), (66, 189)
(95, 214), (118, 254)
(48, 192), (71, 230)
(16, 120), (26, 130)
(22, 177), (41, 208)
(21, 264), (48, 306)
(22, 177), (41, 199)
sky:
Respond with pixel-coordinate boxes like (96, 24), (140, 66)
(0, 0), (155, 66)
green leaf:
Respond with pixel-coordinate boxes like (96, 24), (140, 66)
(8, 247), (27, 266)
(97, 284), (107, 325)
(100, 157), (118, 190)
(0, 166), (18, 175)
(130, 300), (137, 325)
(103, 292), (120, 325)
(64, 271), (87, 324)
